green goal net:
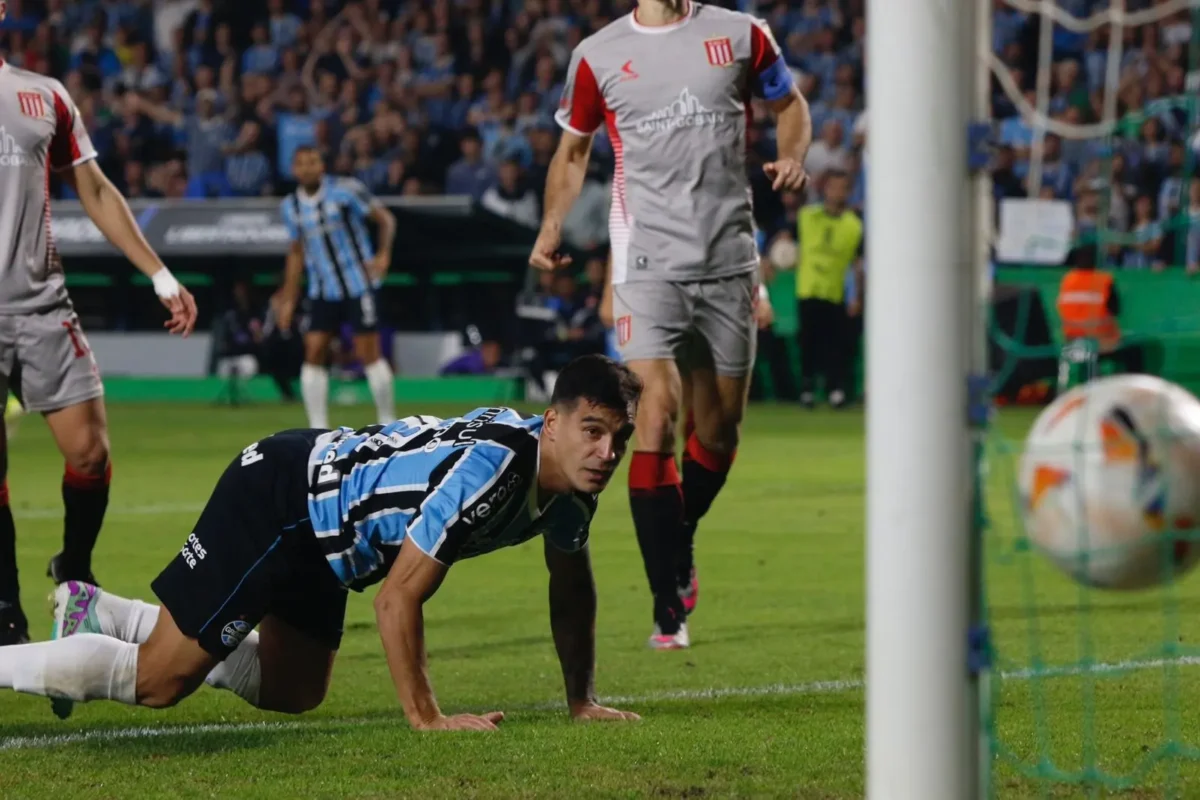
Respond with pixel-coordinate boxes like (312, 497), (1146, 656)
(981, 2), (1200, 796)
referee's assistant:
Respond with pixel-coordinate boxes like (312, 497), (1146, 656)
(792, 170), (863, 409)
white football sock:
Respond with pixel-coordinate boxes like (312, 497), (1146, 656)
(0, 634), (137, 705)
(300, 363), (330, 429)
(204, 631), (262, 707)
(93, 589), (160, 644)
(363, 359), (396, 425)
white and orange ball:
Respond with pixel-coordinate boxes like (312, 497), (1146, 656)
(1018, 374), (1200, 590)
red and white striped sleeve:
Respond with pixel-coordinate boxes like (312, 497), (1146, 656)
(555, 49), (605, 136)
(48, 83), (97, 173)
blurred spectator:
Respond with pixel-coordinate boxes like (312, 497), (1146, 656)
(445, 128), (496, 202)
(481, 157), (539, 228)
(440, 340), (503, 375)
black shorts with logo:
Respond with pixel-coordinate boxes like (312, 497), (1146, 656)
(150, 429), (349, 659)
(306, 291), (380, 334)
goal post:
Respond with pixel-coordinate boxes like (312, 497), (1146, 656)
(864, 0), (984, 797)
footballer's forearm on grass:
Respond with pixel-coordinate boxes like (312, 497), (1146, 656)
(770, 87), (813, 166)
(374, 541), (449, 728)
(540, 130), (593, 234)
(66, 159), (168, 278)
(545, 539), (598, 711)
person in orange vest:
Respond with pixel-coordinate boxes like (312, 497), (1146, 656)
(1056, 244), (1144, 373)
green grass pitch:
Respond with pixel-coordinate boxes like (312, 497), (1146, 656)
(1, 400), (1200, 798)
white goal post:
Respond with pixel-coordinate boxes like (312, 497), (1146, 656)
(864, 0), (993, 796)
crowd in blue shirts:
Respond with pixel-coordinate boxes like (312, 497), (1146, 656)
(0, 0), (1194, 269)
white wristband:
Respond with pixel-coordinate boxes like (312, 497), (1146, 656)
(757, 283), (770, 303)
(151, 268), (181, 299)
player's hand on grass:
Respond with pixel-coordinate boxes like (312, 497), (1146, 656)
(763, 158), (808, 192)
(570, 702), (641, 723)
(416, 711), (506, 731)
(529, 227), (572, 271)
(160, 284), (198, 337)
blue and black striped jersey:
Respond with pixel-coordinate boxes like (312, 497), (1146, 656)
(281, 176), (378, 301)
(305, 408), (596, 590)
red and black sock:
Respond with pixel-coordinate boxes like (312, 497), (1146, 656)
(60, 461), (111, 581)
(680, 434), (735, 581)
(629, 451), (686, 632)
(0, 480), (18, 604)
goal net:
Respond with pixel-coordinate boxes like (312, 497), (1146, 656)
(982, 1), (1200, 796)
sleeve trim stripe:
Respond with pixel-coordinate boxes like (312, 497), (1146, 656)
(555, 113), (598, 137)
(49, 152), (97, 173)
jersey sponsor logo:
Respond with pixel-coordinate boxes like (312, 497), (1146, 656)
(459, 469), (523, 528)
(620, 60), (639, 81)
(220, 619), (253, 649)
(634, 88), (726, 135)
(181, 532), (207, 569)
(704, 37), (734, 67)
(240, 442), (265, 467)
(616, 315), (632, 346)
(17, 91), (44, 119)
(423, 407), (504, 452)
(0, 126), (30, 167)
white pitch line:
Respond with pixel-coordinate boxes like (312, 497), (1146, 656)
(3, 655), (1200, 753)
(12, 503), (204, 521)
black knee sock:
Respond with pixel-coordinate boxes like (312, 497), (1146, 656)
(628, 451), (686, 632)
(60, 462), (111, 580)
(0, 481), (18, 605)
(679, 434), (734, 582)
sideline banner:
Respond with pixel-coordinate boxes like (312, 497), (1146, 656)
(49, 196), (472, 257)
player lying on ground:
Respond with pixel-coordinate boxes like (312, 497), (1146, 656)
(0, 0), (198, 646)
(277, 146), (398, 430)
(0, 355), (643, 730)
(531, 0), (811, 649)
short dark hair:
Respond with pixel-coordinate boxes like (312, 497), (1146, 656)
(293, 145), (321, 161)
(550, 354), (642, 418)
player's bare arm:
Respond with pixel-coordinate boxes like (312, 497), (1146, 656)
(545, 538), (641, 722)
(374, 538), (505, 731)
(368, 204), (397, 281)
(764, 86), (813, 192)
(599, 251), (614, 328)
(277, 240), (305, 330)
(530, 130), (594, 271)
(64, 159), (197, 336)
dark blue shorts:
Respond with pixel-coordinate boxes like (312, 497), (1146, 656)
(151, 429), (348, 659)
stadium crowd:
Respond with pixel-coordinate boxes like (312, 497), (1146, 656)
(1, 0), (1197, 405)
(0, 0), (1192, 264)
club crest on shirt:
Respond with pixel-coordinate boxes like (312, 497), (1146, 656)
(616, 315), (632, 346)
(17, 92), (44, 119)
(704, 37), (734, 67)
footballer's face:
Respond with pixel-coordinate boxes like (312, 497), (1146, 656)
(546, 400), (635, 494)
(292, 149), (325, 191)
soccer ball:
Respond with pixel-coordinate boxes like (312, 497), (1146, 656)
(1017, 374), (1200, 590)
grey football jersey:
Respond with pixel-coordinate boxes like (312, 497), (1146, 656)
(556, 3), (793, 284)
(0, 61), (98, 313)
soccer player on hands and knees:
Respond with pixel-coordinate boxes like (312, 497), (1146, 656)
(277, 146), (399, 429)
(0, 355), (643, 730)
(530, 0), (810, 649)
(0, 0), (198, 648)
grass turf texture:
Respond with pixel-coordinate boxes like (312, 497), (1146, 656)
(0, 402), (1199, 798)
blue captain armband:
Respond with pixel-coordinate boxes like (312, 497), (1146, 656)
(756, 58), (795, 102)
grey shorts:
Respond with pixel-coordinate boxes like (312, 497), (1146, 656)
(611, 273), (757, 377)
(0, 305), (104, 413)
